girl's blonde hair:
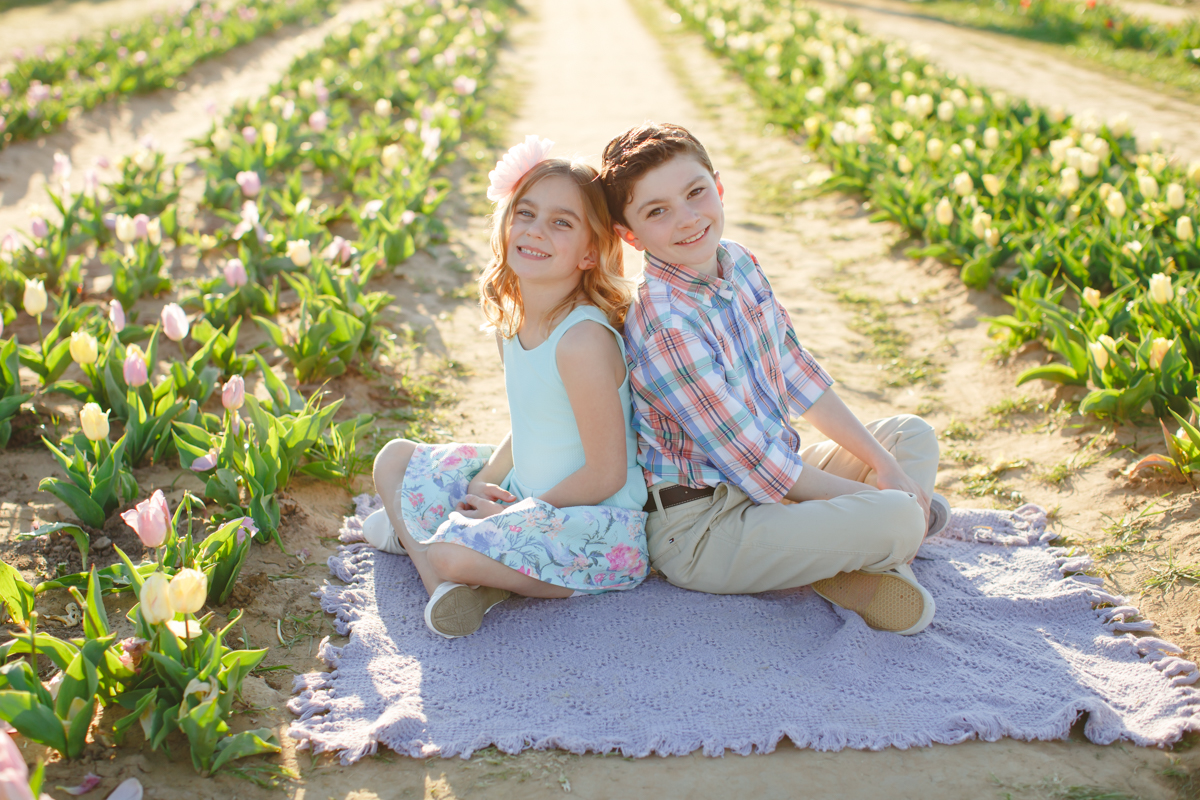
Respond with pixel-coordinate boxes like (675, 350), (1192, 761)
(479, 159), (632, 339)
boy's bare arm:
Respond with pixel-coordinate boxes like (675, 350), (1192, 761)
(786, 388), (932, 522)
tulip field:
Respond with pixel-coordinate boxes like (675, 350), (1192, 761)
(1, 0), (1200, 795)
(666, 0), (1200, 479)
(0, 0), (511, 789)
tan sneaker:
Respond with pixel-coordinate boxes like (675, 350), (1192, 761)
(424, 582), (511, 638)
(811, 563), (935, 635)
(926, 493), (950, 539)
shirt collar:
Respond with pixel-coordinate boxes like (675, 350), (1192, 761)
(644, 244), (736, 302)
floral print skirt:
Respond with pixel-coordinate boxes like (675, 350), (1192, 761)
(398, 442), (650, 595)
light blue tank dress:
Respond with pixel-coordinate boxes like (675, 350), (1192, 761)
(397, 305), (649, 594)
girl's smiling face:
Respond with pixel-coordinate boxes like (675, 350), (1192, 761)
(507, 174), (597, 286)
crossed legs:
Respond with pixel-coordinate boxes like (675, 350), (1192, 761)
(371, 439), (572, 599)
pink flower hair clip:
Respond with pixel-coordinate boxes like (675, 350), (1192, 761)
(487, 135), (555, 202)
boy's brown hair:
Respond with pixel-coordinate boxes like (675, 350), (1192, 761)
(600, 122), (715, 227)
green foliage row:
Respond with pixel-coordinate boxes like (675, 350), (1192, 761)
(668, 0), (1198, 424)
(0, 0), (336, 149)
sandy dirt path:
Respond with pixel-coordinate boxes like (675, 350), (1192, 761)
(0, 0), (186, 68)
(811, 0), (1200, 161)
(355, 0), (1191, 797)
(0, 0), (383, 233)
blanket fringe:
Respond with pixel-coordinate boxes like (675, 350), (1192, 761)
(1047, 549), (1200, 688)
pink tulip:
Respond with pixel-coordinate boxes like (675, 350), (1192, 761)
(222, 375), (245, 410)
(0, 117), (6, 135)
(235, 171), (260, 198)
(0, 231), (16, 257)
(190, 450), (218, 472)
(453, 76), (477, 95)
(236, 517), (258, 544)
(0, 728), (32, 800)
(161, 303), (189, 342)
(400, 210), (417, 226)
(323, 236), (352, 265)
(123, 347), (148, 387)
(314, 83), (329, 104)
(110, 299), (126, 332)
(83, 168), (101, 197)
(121, 489), (169, 548)
(241, 126), (257, 145)
(133, 214), (150, 240)
(94, 156), (111, 169)
(0, 79), (9, 99)
(52, 152), (72, 183)
(133, 50), (147, 65)
(224, 258), (248, 287)
(308, 110), (328, 133)
(30, 217), (48, 238)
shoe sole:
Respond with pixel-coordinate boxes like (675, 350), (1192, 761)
(811, 571), (926, 633)
(927, 493), (950, 539)
(426, 584), (484, 638)
(425, 584), (512, 639)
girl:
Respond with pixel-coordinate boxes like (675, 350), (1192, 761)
(366, 136), (649, 638)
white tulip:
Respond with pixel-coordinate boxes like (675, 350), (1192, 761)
(983, 127), (1000, 150)
(1166, 183), (1185, 210)
(1179, 216), (1194, 242)
(935, 197), (954, 226)
(1148, 273), (1173, 304)
(1138, 173), (1159, 200)
(1060, 168), (1079, 196)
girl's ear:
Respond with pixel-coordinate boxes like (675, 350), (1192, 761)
(715, 171), (725, 201)
(614, 223), (644, 252)
(578, 246), (599, 271)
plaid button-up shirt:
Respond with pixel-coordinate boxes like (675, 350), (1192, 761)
(624, 240), (834, 504)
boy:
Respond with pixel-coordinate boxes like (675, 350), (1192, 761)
(600, 123), (948, 635)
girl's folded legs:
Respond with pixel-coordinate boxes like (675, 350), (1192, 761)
(425, 543), (574, 599)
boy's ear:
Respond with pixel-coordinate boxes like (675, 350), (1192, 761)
(715, 170), (725, 201)
(614, 223), (645, 252)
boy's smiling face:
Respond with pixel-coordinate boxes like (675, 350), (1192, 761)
(616, 154), (725, 276)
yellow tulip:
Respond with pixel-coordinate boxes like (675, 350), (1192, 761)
(1105, 190), (1126, 219)
(1178, 216), (1194, 242)
(1149, 338), (1171, 371)
(69, 331), (98, 365)
(1082, 287), (1101, 309)
(982, 174), (1001, 196)
(168, 568), (207, 615)
(140, 572), (174, 625)
(79, 403), (109, 442)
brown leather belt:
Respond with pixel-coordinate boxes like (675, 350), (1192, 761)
(644, 484), (717, 513)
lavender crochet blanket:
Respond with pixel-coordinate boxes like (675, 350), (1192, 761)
(288, 495), (1200, 762)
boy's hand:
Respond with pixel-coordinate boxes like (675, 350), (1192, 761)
(874, 463), (931, 528)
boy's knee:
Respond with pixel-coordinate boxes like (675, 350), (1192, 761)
(878, 489), (926, 542)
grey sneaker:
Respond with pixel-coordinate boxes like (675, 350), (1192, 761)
(424, 582), (511, 638)
(811, 562), (936, 635)
(362, 508), (408, 556)
(926, 493), (950, 539)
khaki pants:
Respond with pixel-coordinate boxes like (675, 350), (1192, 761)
(646, 415), (937, 595)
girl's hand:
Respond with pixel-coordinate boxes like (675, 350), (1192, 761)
(455, 493), (509, 519)
(466, 480), (516, 505)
